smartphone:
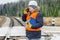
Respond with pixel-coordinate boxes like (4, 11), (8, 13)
(26, 8), (29, 12)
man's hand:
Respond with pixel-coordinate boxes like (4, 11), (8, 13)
(24, 9), (28, 14)
(27, 22), (32, 28)
(24, 8), (29, 14)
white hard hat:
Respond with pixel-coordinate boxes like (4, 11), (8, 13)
(28, 1), (38, 6)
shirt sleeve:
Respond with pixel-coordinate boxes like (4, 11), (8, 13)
(22, 14), (27, 22)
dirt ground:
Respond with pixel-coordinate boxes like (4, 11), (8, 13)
(0, 16), (6, 26)
(44, 17), (60, 26)
(16, 17), (60, 26)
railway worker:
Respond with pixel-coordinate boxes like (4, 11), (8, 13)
(22, 0), (43, 40)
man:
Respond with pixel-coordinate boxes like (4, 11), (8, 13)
(22, 1), (43, 40)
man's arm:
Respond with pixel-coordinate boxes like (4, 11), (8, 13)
(22, 14), (27, 22)
(22, 8), (28, 22)
(31, 13), (44, 28)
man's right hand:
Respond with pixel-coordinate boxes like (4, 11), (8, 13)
(24, 8), (29, 14)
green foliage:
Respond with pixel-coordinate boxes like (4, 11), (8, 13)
(40, 0), (60, 17)
(0, 0), (60, 17)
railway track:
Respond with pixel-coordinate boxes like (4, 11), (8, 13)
(5, 17), (24, 40)
(4, 18), (26, 40)
(3, 17), (14, 40)
(2, 17), (23, 40)
(0, 17), (25, 40)
(14, 18), (24, 26)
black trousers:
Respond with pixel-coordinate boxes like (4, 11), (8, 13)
(26, 30), (41, 39)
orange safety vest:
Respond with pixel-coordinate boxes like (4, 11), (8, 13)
(26, 11), (41, 32)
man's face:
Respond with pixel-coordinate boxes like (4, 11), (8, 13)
(28, 6), (35, 13)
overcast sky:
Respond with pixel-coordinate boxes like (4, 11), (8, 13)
(0, 0), (19, 4)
